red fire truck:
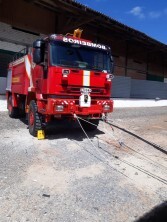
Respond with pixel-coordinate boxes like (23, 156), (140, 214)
(6, 29), (114, 137)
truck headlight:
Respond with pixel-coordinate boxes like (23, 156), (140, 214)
(55, 105), (64, 112)
(106, 74), (114, 81)
(62, 69), (70, 77)
(103, 104), (110, 111)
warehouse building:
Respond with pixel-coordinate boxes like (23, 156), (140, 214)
(0, 0), (167, 98)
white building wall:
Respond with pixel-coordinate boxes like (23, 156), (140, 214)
(0, 22), (45, 52)
(0, 40), (24, 52)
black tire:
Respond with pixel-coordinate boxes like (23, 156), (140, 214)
(80, 119), (99, 131)
(8, 95), (19, 118)
(28, 100), (43, 137)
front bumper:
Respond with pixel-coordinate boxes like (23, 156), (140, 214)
(38, 98), (113, 116)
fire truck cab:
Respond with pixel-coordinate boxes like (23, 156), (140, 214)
(6, 29), (114, 137)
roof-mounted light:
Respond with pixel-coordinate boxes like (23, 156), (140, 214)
(73, 28), (83, 38)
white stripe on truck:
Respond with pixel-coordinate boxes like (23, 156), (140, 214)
(83, 70), (90, 86)
(25, 55), (33, 89)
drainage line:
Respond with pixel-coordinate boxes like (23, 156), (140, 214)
(107, 122), (167, 156)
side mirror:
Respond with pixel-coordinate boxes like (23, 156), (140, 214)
(33, 40), (45, 65)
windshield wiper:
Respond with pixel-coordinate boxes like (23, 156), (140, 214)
(56, 64), (78, 68)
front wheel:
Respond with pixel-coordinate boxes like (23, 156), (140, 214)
(80, 119), (99, 131)
(28, 100), (43, 137)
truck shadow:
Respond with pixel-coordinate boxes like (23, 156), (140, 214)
(20, 118), (105, 141)
(45, 119), (105, 141)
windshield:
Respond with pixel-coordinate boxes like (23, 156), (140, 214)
(50, 41), (112, 72)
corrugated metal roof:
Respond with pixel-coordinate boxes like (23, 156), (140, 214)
(64, 0), (167, 49)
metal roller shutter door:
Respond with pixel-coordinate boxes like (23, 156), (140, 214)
(111, 76), (131, 98)
(131, 80), (167, 99)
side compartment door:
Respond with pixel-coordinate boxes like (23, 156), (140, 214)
(6, 69), (12, 91)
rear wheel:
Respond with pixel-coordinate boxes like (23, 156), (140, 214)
(80, 119), (99, 131)
(7, 95), (19, 118)
(28, 100), (43, 137)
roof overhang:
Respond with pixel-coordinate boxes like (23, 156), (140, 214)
(25, 0), (167, 53)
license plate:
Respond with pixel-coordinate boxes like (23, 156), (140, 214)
(80, 88), (92, 94)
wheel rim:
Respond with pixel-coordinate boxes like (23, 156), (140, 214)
(29, 110), (35, 126)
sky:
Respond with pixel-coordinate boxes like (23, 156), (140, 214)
(75, 0), (167, 44)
